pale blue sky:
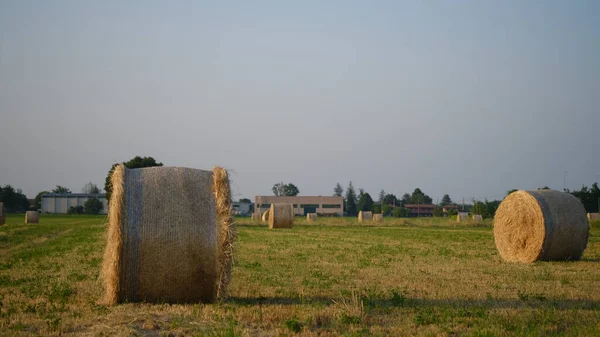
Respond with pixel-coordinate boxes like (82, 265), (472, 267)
(1, 1), (599, 202)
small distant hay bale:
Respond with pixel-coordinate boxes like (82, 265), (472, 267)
(0, 202), (5, 225)
(372, 214), (383, 222)
(358, 211), (372, 222)
(472, 214), (483, 223)
(587, 213), (600, 221)
(269, 203), (293, 229)
(25, 211), (39, 224)
(251, 213), (261, 222)
(101, 165), (235, 305)
(456, 213), (468, 222)
(494, 190), (589, 263)
(306, 213), (317, 222)
(261, 209), (270, 222)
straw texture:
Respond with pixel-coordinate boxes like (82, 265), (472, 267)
(101, 165), (234, 304)
(494, 190), (589, 263)
(358, 211), (373, 222)
(25, 211), (39, 224)
(262, 209), (270, 222)
(269, 203), (293, 229)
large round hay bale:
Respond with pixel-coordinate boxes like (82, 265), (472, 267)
(372, 214), (383, 222)
(494, 190), (589, 263)
(25, 211), (39, 224)
(472, 214), (483, 223)
(456, 213), (468, 222)
(101, 165), (235, 305)
(251, 213), (261, 222)
(269, 203), (293, 229)
(261, 209), (270, 222)
(358, 211), (373, 222)
(0, 202), (5, 225)
(306, 213), (317, 222)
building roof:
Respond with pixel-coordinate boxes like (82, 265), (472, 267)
(42, 193), (106, 198)
(404, 204), (435, 209)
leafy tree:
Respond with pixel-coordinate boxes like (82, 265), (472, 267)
(372, 204), (381, 214)
(538, 186), (550, 190)
(401, 193), (411, 206)
(485, 199), (501, 218)
(239, 198), (251, 203)
(570, 183), (600, 213)
(383, 194), (398, 206)
(34, 191), (50, 210)
(433, 206), (443, 217)
(84, 197), (104, 215)
(381, 204), (393, 216)
(357, 188), (365, 202)
(68, 205), (84, 214)
(345, 181), (358, 216)
(507, 189), (518, 196)
(0, 185), (30, 213)
(105, 156), (163, 202)
(272, 182), (300, 196)
(440, 194), (453, 206)
(447, 208), (458, 217)
(52, 185), (71, 194)
(409, 188), (433, 204)
(333, 183), (344, 197)
(392, 206), (409, 218)
(83, 182), (101, 194)
(357, 193), (374, 212)
(472, 201), (487, 217)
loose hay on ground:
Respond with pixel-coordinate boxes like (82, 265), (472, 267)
(493, 189), (589, 263)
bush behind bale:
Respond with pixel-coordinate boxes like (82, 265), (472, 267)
(25, 211), (39, 224)
(269, 203), (293, 229)
(494, 189), (589, 263)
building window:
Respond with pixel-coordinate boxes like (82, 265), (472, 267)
(322, 204), (342, 208)
(300, 204), (319, 208)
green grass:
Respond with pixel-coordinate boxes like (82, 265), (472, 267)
(0, 214), (599, 336)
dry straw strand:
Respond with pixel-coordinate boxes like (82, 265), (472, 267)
(212, 167), (236, 299)
(494, 190), (589, 263)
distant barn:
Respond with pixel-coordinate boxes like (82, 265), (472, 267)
(41, 193), (108, 214)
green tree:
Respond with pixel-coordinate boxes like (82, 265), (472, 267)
(357, 193), (374, 212)
(239, 198), (251, 203)
(433, 205), (443, 217)
(382, 204), (393, 216)
(378, 189), (385, 204)
(84, 197), (104, 215)
(401, 193), (411, 206)
(272, 182), (300, 196)
(440, 194), (453, 206)
(392, 206), (409, 218)
(333, 183), (344, 197)
(34, 190), (50, 210)
(345, 181), (358, 216)
(52, 185), (71, 194)
(0, 185), (30, 213)
(409, 188), (433, 204)
(507, 189), (518, 196)
(372, 204), (381, 214)
(105, 156), (163, 202)
(472, 201), (487, 217)
(383, 194), (397, 206)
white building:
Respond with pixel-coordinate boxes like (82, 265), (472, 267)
(41, 193), (108, 214)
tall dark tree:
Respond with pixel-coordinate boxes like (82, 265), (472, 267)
(333, 183), (344, 197)
(378, 189), (385, 204)
(52, 186), (71, 194)
(357, 193), (374, 212)
(345, 181), (358, 216)
(239, 198), (251, 203)
(409, 188), (432, 204)
(440, 194), (453, 206)
(272, 182), (300, 196)
(382, 194), (397, 206)
(507, 189), (518, 196)
(401, 193), (411, 206)
(105, 156), (163, 202)
(0, 185), (30, 213)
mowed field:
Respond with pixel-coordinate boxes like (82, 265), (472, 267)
(1, 215), (599, 336)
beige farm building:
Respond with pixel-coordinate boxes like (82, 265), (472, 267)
(255, 196), (344, 216)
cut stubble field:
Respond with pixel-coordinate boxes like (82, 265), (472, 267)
(0, 215), (599, 336)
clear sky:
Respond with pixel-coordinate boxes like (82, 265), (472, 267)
(1, 1), (599, 202)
